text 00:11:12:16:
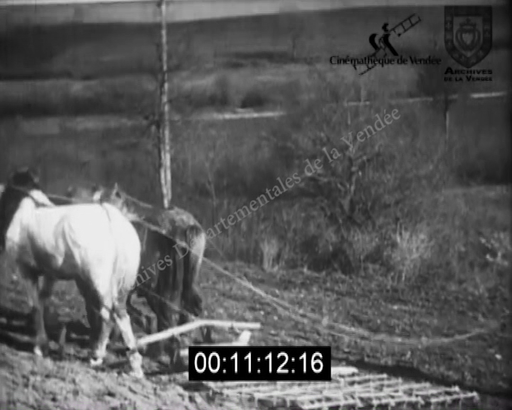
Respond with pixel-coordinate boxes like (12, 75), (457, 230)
(188, 345), (331, 382)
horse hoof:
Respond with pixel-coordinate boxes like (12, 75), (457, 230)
(111, 327), (122, 342)
(34, 341), (50, 357)
(90, 357), (103, 367)
(169, 356), (187, 373)
(129, 369), (145, 379)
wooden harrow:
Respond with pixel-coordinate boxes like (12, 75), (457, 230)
(135, 319), (261, 365)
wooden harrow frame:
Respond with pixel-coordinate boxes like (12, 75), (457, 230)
(203, 370), (480, 410)
(130, 319), (481, 410)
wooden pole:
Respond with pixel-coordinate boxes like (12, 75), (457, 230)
(444, 91), (450, 141)
(159, 0), (172, 208)
(180, 330), (253, 357)
(136, 320), (261, 349)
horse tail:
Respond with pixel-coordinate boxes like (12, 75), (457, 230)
(182, 225), (206, 317)
(101, 203), (141, 303)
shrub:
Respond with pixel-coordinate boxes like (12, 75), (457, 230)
(173, 73), (232, 110)
(388, 224), (433, 285)
(240, 86), (268, 109)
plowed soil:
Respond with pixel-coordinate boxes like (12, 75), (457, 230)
(0, 255), (510, 410)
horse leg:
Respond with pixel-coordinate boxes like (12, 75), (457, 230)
(111, 299), (144, 378)
(143, 286), (180, 366)
(185, 230), (212, 344)
(126, 289), (148, 334)
(158, 306), (185, 373)
(144, 293), (165, 359)
(116, 290), (146, 347)
(180, 285), (214, 344)
(38, 276), (56, 347)
(89, 299), (114, 368)
(110, 290), (135, 344)
(112, 291), (136, 344)
(23, 271), (53, 357)
(75, 279), (100, 346)
(201, 327), (214, 344)
(119, 285), (153, 356)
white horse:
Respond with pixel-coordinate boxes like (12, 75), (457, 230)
(0, 169), (144, 377)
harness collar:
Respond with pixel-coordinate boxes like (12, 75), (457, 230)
(8, 185), (54, 208)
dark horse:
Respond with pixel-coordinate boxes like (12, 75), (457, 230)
(67, 183), (212, 369)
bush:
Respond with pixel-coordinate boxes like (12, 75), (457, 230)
(388, 224), (433, 285)
(240, 86), (268, 109)
(173, 73), (232, 110)
(448, 100), (511, 185)
(266, 65), (425, 228)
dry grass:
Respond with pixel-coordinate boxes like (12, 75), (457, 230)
(259, 235), (281, 272)
(388, 224), (433, 285)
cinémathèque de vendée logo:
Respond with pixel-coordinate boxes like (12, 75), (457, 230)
(330, 14), (442, 75)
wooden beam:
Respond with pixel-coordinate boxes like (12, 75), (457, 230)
(136, 319), (261, 349)
(180, 330), (252, 357)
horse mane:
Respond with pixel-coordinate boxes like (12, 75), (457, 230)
(107, 201), (140, 223)
(100, 185), (141, 223)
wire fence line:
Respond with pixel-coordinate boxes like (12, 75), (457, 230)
(8, 89), (501, 129)
(186, 90), (509, 121)
(0, 87), (505, 133)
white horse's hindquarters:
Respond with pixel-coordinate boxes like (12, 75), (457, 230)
(27, 204), (140, 294)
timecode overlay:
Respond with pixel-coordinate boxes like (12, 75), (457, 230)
(189, 346), (331, 382)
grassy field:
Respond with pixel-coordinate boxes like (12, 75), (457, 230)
(0, 4), (510, 410)
(0, 6), (510, 117)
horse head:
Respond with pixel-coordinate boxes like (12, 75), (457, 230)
(66, 183), (103, 203)
(103, 184), (140, 220)
(8, 167), (41, 191)
(0, 167), (50, 249)
(106, 183), (125, 204)
(90, 183), (129, 211)
(8, 168), (53, 208)
(67, 183), (137, 221)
